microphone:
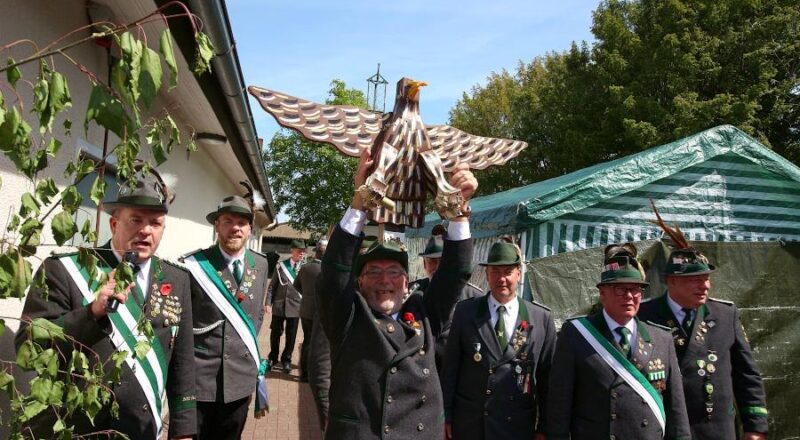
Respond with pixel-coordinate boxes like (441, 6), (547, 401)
(107, 250), (139, 313)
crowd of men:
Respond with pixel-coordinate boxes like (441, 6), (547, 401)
(16, 149), (769, 439)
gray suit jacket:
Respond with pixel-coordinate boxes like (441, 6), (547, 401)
(188, 246), (270, 403)
(546, 312), (691, 440)
(267, 258), (302, 318)
(308, 308), (331, 429)
(442, 294), (557, 439)
(638, 295), (768, 439)
(319, 225), (473, 440)
(18, 246), (197, 439)
(296, 260), (322, 320)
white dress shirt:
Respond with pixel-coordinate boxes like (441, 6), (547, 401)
(219, 246), (245, 279)
(667, 293), (694, 325)
(603, 308), (638, 347)
(488, 294), (519, 335)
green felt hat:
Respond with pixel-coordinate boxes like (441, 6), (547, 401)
(419, 236), (443, 258)
(479, 241), (522, 266)
(102, 168), (173, 214)
(360, 235), (378, 253)
(355, 239), (408, 276)
(206, 195), (253, 224)
(665, 248), (715, 277)
(597, 243), (649, 287)
(290, 239), (307, 250)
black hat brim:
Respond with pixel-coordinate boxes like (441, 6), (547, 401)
(597, 278), (650, 288)
(206, 206), (254, 224)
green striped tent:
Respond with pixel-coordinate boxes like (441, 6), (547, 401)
(407, 125), (800, 288)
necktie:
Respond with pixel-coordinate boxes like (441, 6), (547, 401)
(681, 308), (694, 335)
(495, 305), (508, 351)
(233, 260), (243, 284)
(616, 327), (632, 359)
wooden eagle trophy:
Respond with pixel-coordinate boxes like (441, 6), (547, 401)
(248, 77), (527, 229)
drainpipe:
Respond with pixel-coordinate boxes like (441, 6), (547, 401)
(187, 0), (275, 221)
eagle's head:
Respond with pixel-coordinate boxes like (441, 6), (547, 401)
(397, 77), (428, 103)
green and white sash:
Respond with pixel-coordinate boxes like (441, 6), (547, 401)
(183, 251), (269, 414)
(278, 259), (297, 288)
(573, 317), (666, 436)
(60, 255), (167, 437)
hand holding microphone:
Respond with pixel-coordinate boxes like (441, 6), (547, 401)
(90, 250), (137, 318)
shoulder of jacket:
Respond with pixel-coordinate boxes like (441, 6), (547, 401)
(466, 282), (482, 290)
(708, 297), (734, 306)
(178, 248), (204, 262)
(49, 250), (78, 258)
(160, 258), (188, 273)
(643, 320), (672, 332)
(564, 314), (587, 321)
(531, 300), (551, 311)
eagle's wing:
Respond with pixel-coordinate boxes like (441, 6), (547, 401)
(248, 85), (384, 157)
(426, 125), (527, 171)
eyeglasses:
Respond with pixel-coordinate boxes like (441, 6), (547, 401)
(612, 286), (643, 297)
(362, 268), (407, 280)
(117, 215), (165, 231)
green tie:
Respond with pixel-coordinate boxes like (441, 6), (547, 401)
(495, 305), (508, 351)
(616, 327), (632, 359)
(681, 308), (694, 335)
(233, 259), (243, 285)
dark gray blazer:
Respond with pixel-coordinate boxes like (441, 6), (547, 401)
(442, 294), (556, 439)
(319, 225), (473, 440)
(296, 260), (322, 320)
(267, 259), (302, 318)
(17, 246), (197, 439)
(638, 295), (768, 439)
(546, 312), (691, 440)
(307, 308), (331, 429)
(188, 246), (270, 403)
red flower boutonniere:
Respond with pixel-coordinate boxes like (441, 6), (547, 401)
(402, 312), (422, 334)
(519, 320), (528, 331)
(159, 283), (172, 296)
(511, 321), (529, 351)
(236, 292), (246, 303)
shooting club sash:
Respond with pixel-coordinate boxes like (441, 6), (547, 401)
(573, 317), (666, 436)
(59, 254), (168, 437)
(278, 259), (297, 288)
(183, 249), (269, 415)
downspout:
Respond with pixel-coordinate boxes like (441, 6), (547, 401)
(187, 0), (275, 222)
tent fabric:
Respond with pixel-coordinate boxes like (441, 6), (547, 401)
(408, 125), (800, 240)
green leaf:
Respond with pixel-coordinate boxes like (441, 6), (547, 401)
(139, 46), (162, 109)
(52, 418), (65, 434)
(0, 249), (33, 298)
(19, 192), (41, 217)
(16, 340), (37, 370)
(61, 185), (83, 214)
(65, 158), (96, 181)
(78, 247), (99, 282)
(69, 350), (89, 374)
(82, 384), (102, 423)
(52, 210), (78, 245)
(49, 380), (65, 405)
(84, 84), (131, 138)
(20, 401), (47, 423)
(160, 29), (178, 89)
(151, 140), (167, 165)
(0, 318), (4, 337)
(29, 317), (66, 343)
(140, 319), (154, 339)
(45, 137), (62, 156)
(35, 177), (59, 205)
(107, 350), (128, 384)
(6, 214), (19, 231)
(89, 175), (106, 206)
(48, 71), (72, 115)
(6, 58), (21, 88)
(33, 77), (50, 131)
(0, 370), (15, 398)
(110, 400), (120, 419)
(134, 340), (151, 360)
(65, 383), (83, 414)
(19, 217), (43, 248)
(63, 118), (72, 136)
(33, 347), (57, 376)
(30, 376), (53, 403)
(0, 89), (6, 125)
(193, 32), (215, 75)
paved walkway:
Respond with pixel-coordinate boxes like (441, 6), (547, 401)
(240, 317), (323, 440)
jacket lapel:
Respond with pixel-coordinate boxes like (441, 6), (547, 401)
(588, 312), (627, 355)
(630, 317), (654, 372)
(684, 303), (711, 360)
(498, 297), (532, 364)
(474, 295), (504, 361)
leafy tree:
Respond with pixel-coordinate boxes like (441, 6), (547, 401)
(450, 0), (800, 194)
(264, 79), (368, 236)
(0, 3), (213, 438)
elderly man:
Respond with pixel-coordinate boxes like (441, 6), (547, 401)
(638, 245), (769, 440)
(442, 240), (556, 440)
(183, 195), (271, 439)
(547, 244), (691, 440)
(266, 239), (306, 372)
(318, 149), (476, 439)
(296, 239), (327, 382)
(18, 170), (196, 439)
(411, 231), (482, 375)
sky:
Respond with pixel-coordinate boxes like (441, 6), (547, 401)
(227, 0), (599, 143)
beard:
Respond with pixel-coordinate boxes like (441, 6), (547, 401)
(220, 236), (245, 253)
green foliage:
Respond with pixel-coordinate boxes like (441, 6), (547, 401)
(450, 0), (800, 193)
(51, 211), (77, 246)
(264, 79), (365, 235)
(193, 32), (215, 75)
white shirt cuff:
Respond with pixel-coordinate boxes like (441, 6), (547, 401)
(447, 220), (471, 241)
(339, 207), (367, 236)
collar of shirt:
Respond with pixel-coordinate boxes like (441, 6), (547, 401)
(488, 293), (519, 332)
(219, 245), (245, 274)
(111, 247), (152, 298)
(602, 308), (637, 345)
(666, 293), (692, 324)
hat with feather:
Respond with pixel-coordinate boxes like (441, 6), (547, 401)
(102, 163), (176, 214)
(206, 181), (265, 224)
(598, 242), (649, 287)
(650, 200), (715, 276)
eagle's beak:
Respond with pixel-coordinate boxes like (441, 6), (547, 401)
(407, 80), (428, 100)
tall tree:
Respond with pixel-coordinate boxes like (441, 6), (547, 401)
(264, 79), (367, 236)
(451, 0), (800, 194)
